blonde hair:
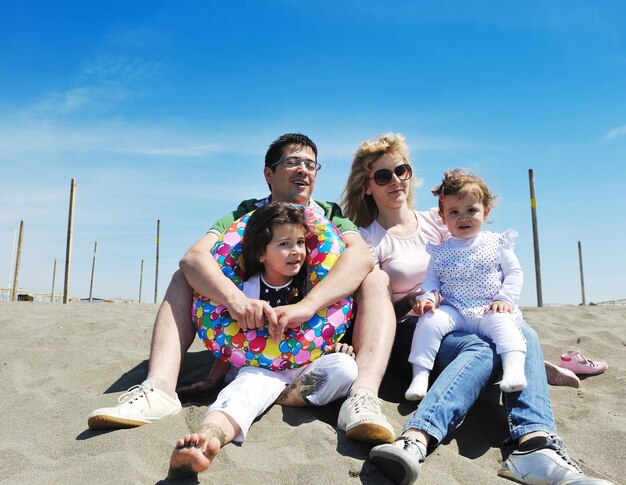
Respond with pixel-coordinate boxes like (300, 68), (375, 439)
(432, 168), (496, 211)
(341, 133), (416, 228)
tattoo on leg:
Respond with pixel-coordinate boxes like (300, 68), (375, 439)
(201, 423), (228, 447)
(299, 369), (328, 399)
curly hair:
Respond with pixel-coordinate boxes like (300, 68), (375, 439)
(241, 202), (309, 304)
(340, 133), (416, 228)
(431, 168), (496, 211)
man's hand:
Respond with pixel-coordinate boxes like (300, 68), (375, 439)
(271, 300), (317, 342)
(413, 297), (435, 316)
(227, 294), (277, 330)
(486, 300), (512, 314)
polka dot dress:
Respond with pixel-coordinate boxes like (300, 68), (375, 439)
(426, 230), (517, 319)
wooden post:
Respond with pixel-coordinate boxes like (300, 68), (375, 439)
(154, 219), (160, 304)
(138, 259), (144, 304)
(88, 241), (97, 303)
(528, 169), (543, 307)
(51, 258), (57, 303)
(8, 228), (17, 287)
(578, 241), (586, 305)
(63, 179), (77, 304)
(10, 220), (24, 301)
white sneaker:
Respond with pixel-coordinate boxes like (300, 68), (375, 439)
(88, 383), (182, 429)
(370, 437), (426, 485)
(498, 435), (615, 485)
(337, 389), (395, 444)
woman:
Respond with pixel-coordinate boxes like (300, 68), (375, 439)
(340, 133), (611, 485)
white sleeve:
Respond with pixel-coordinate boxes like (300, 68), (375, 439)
(416, 257), (441, 305)
(494, 246), (523, 306)
(242, 274), (260, 299)
(358, 228), (380, 268)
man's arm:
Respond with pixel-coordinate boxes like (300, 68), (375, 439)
(304, 232), (373, 308)
(272, 232), (373, 338)
(179, 233), (277, 330)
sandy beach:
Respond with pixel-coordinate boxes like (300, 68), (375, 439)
(0, 302), (623, 484)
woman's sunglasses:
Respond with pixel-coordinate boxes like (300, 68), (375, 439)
(369, 163), (413, 186)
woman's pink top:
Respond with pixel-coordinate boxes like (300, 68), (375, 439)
(358, 208), (449, 316)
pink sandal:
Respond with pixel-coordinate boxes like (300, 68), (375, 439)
(560, 350), (608, 376)
(544, 361), (580, 388)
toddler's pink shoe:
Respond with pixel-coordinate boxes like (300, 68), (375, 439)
(560, 350), (608, 376)
(544, 361), (580, 388)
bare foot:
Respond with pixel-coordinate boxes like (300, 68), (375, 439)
(167, 433), (221, 480)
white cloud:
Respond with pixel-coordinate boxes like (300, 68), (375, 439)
(114, 144), (221, 157)
(606, 125), (626, 140)
(31, 86), (129, 115)
(0, 122), (226, 159)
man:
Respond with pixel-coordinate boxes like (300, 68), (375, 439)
(88, 133), (398, 446)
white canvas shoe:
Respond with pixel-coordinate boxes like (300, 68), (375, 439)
(337, 389), (394, 444)
(88, 383), (182, 430)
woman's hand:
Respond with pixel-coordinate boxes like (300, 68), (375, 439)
(486, 300), (512, 314)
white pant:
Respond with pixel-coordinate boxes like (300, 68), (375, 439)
(408, 304), (526, 370)
(207, 352), (358, 442)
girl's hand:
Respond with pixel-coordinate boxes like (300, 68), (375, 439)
(176, 360), (231, 400)
(486, 300), (512, 314)
(324, 342), (356, 359)
(176, 377), (220, 399)
(406, 290), (424, 302)
(393, 290), (424, 319)
(413, 298), (435, 316)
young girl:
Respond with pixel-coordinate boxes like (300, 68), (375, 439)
(406, 168), (527, 400)
(168, 202), (358, 479)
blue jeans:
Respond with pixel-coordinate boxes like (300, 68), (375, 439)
(396, 317), (556, 445)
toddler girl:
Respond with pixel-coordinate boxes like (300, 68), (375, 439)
(406, 169), (527, 400)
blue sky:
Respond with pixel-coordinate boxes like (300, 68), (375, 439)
(1, 1), (625, 305)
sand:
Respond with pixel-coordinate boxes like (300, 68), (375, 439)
(0, 303), (623, 484)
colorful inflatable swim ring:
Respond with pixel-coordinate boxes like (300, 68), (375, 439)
(192, 206), (353, 371)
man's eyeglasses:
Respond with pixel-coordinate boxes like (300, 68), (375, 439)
(270, 156), (321, 173)
(369, 163), (413, 186)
